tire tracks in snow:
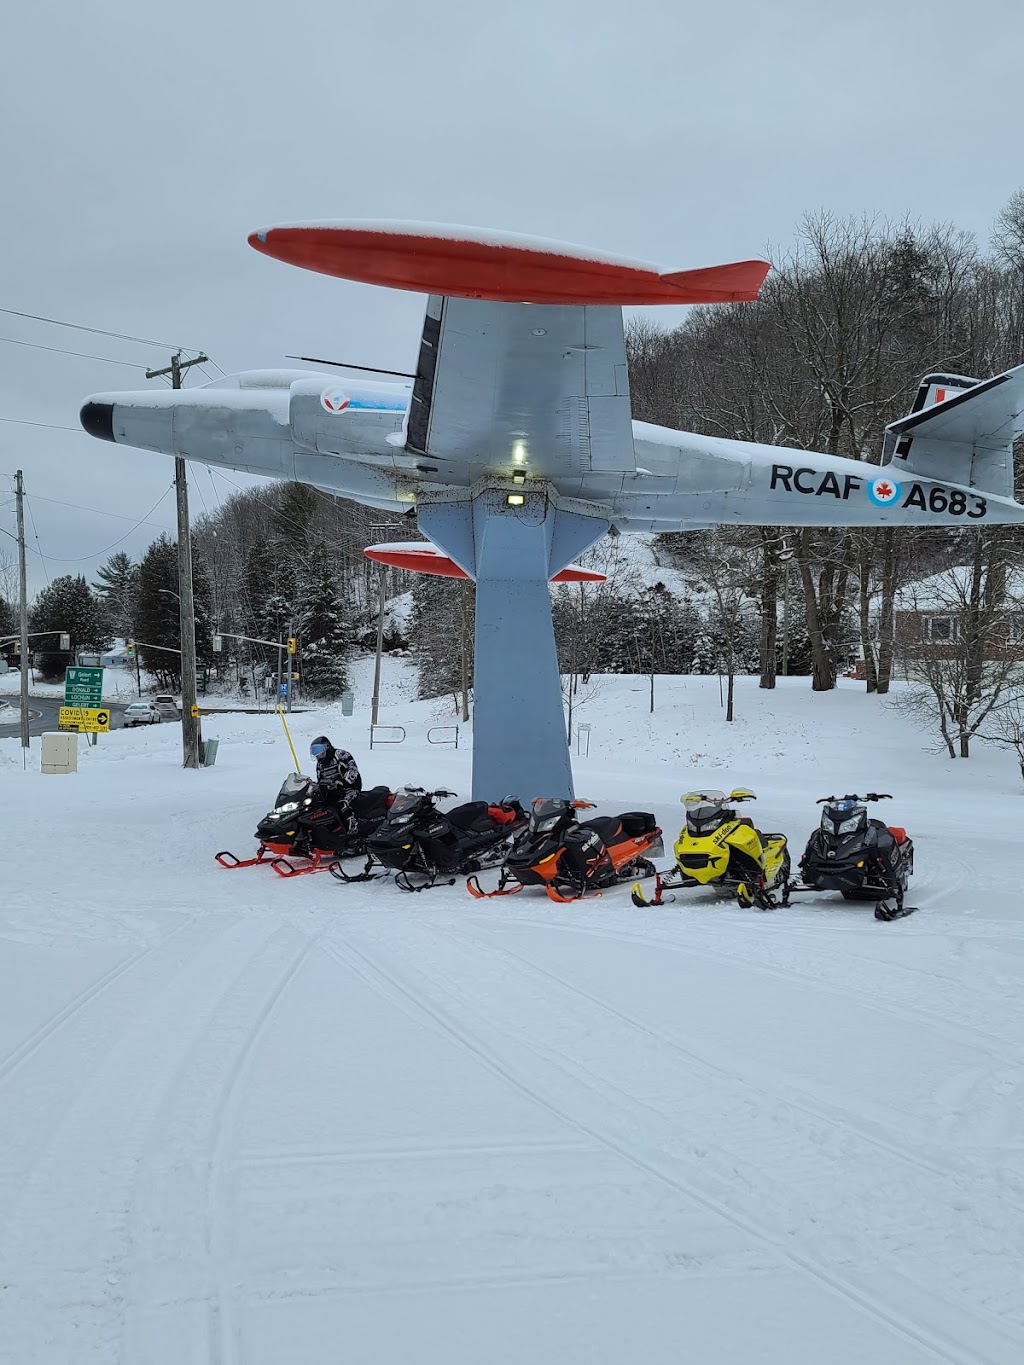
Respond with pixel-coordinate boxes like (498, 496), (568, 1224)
(321, 920), (1024, 1365)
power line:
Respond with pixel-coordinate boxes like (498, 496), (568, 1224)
(22, 485), (174, 563)
(0, 336), (153, 369)
(0, 416), (81, 432)
(25, 496), (49, 586)
(0, 306), (204, 354)
(27, 491), (176, 530)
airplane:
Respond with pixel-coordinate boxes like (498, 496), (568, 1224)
(80, 221), (1024, 799)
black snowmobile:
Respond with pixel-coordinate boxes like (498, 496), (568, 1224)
(335, 786), (526, 891)
(216, 773), (394, 878)
(793, 792), (916, 920)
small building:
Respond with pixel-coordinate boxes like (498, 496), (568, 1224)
(893, 567), (1024, 664)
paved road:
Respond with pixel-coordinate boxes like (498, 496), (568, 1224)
(0, 697), (131, 739)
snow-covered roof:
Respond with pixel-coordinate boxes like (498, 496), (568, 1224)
(895, 566), (1024, 611)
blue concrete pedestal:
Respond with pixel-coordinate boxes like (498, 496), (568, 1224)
(418, 488), (607, 802)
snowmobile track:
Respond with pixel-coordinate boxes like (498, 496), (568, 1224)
(488, 913), (1024, 1070)
(0, 918), (307, 1365)
(322, 924), (1023, 1365)
(0, 915), (197, 1086)
(447, 922), (1024, 1201)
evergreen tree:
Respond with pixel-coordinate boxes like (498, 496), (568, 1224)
(134, 536), (214, 689)
(298, 544), (350, 698)
(0, 595), (16, 664)
(92, 551), (138, 640)
(29, 575), (106, 679)
(409, 575), (474, 700)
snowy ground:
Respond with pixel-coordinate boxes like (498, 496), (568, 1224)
(3, 664), (1024, 1364)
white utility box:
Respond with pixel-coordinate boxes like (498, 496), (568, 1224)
(40, 731), (78, 775)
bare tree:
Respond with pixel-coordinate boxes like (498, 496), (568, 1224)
(892, 532), (1023, 757)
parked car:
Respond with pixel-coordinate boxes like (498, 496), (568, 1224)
(153, 694), (181, 720)
(123, 701), (161, 728)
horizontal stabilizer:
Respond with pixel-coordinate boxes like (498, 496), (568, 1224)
(883, 363), (1024, 499)
(364, 542), (606, 584)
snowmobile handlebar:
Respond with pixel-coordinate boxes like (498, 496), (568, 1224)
(815, 792), (892, 804)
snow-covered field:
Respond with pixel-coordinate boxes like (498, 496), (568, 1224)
(3, 665), (1024, 1364)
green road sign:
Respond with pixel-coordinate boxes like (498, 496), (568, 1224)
(64, 665), (104, 707)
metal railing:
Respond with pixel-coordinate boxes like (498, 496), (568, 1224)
(426, 725), (459, 748)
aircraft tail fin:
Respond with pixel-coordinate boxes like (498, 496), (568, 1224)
(882, 365), (1024, 499)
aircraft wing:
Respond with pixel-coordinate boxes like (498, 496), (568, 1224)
(247, 220), (771, 483)
(406, 297), (634, 475)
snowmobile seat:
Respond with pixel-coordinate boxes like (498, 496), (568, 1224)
(760, 832), (787, 843)
(353, 785), (391, 821)
(581, 816), (622, 845)
(487, 804), (518, 826)
(447, 800), (492, 830)
(618, 811), (657, 837)
(887, 825), (908, 844)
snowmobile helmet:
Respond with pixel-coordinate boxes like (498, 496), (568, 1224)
(310, 736), (332, 760)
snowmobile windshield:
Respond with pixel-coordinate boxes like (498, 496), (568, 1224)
(275, 773), (314, 804)
(388, 792), (423, 818)
(822, 801), (867, 836)
(685, 797), (729, 834)
(530, 798), (570, 833)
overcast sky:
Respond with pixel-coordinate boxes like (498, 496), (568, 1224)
(2, 0), (1023, 594)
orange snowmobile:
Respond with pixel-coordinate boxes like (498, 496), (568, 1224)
(468, 797), (663, 903)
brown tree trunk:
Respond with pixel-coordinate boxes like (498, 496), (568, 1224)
(876, 529), (899, 694)
(857, 535), (878, 692)
(797, 531), (835, 691)
(759, 532), (779, 689)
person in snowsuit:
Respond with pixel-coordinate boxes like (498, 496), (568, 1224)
(309, 736), (362, 831)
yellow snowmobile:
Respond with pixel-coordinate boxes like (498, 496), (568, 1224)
(631, 788), (791, 910)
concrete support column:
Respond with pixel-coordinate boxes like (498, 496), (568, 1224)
(418, 486), (607, 802)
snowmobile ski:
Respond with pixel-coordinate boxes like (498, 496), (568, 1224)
(270, 850), (339, 878)
(545, 883), (603, 904)
(466, 874), (523, 899)
(328, 856), (386, 884)
(631, 874), (676, 907)
(874, 902), (918, 921)
(215, 847), (278, 869)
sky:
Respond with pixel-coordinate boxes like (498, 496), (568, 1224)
(2, 0), (1023, 594)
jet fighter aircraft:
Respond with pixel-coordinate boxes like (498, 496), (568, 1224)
(80, 222), (1024, 798)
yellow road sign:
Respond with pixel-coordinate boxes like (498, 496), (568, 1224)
(190, 704), (200, 718)
(58, 706), (110, 733)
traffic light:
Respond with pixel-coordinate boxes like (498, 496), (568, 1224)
(59, 632), (71, 651)
(286, 637), (298, 655)
(213, 634), (223, 653)
(125, 640), (135, 659)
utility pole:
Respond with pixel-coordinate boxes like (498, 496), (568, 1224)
(15, 471), (29, 753)
(371, 568), (386, 727)
(145, 351), (208, 769)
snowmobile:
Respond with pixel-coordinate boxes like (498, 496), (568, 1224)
(468, 797), (663, 903)
(792, 792), (916, 920)
(215, 774), (394, 877)
(336, 787), (526, 891)
(630, 789), (790, 910)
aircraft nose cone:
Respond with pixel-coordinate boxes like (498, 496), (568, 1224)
(80, 401), (115, 442)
